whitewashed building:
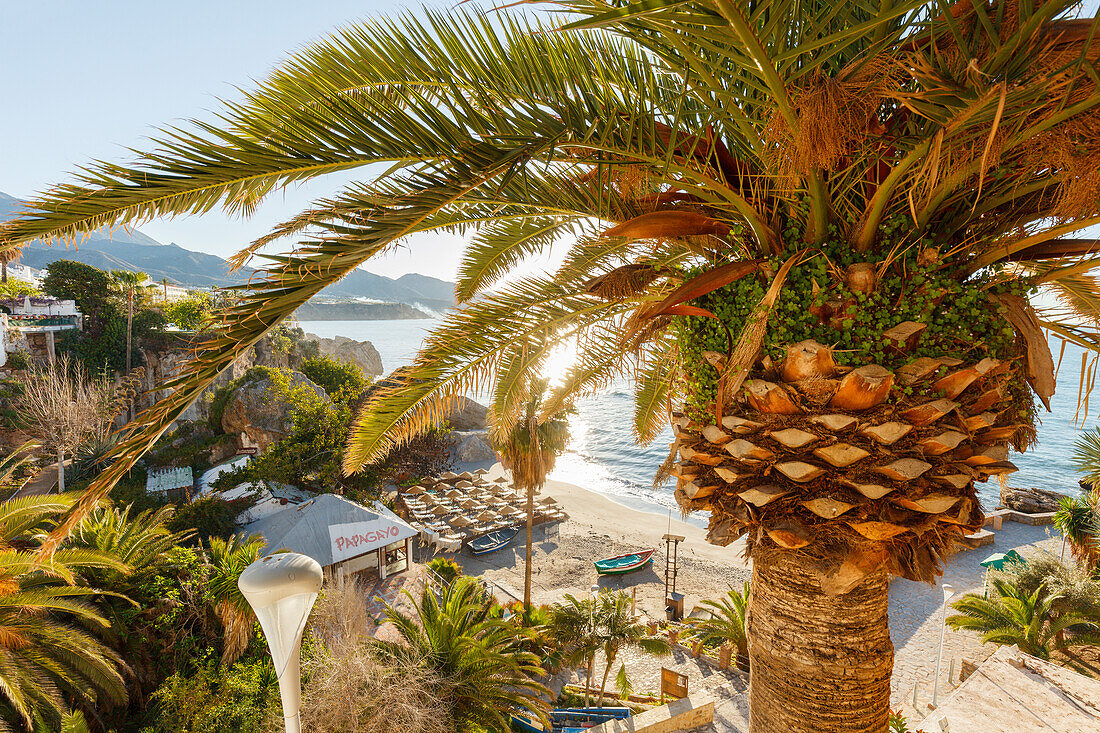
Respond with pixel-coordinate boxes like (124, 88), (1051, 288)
(0, 295), (82, 364)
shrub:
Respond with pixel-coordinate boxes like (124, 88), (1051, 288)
(301, 355), (367, 402)
(4, 350), (29, 371)
(427, 557), (463, 585)
(143, 658), (280, 733)
(1000, 552), (1100, 614)
(169, 496), (256, 543)
(165, 292), (214, 331)
(0, 277), (41, 298)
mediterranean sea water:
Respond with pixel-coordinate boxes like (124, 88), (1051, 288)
(299, 319), (1094, 527)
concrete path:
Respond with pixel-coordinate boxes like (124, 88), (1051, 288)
(888, 521), (1061, 716)
(11, 463), (61, 498)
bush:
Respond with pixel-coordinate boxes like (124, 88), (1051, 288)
(143, 658), (280, 733)
(427, 557), (463, 585)
(301, 355), (368, 402)
(4, 351), (29, 371)
(1001, 552), (1100, 614)
(169, 496), (255, 543)
(0, 277), (41, 298)
(165, 292), (214, 331)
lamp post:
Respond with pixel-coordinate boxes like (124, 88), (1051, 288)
(932, 583), (955, 708)
(238, 553), (323, 733)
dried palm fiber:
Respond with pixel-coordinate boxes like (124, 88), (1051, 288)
(673, 328), (1044, 592)
(1026, 113), (1100, 220)
(764, 57), (906, 175)
(616, 164), (653, 201)
(584, 263), (665, 300)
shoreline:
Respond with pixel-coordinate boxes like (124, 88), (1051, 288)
(441, 462), (751, 620)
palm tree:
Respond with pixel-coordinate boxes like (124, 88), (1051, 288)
(0, 245), (20, 284)
(368, 576), (549, 732)
(0, 494), (129, 730)
(686, 581), (751, 670)
(592, 590), (670, 706)
(6, 3), (1100, 729)
(207, 533), (265, 666)
(1053, 494), (1100, 571)
(947, 577), (1100, 662)
(548, 593), (602, 707)
(110, 269), (153, 373)
(492, 377), (572, 609)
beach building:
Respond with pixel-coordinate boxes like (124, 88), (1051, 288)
(244, 493), (418, 580)
(0, 295), (81, 363)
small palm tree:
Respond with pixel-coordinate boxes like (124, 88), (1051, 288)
(1053, 494), (1100, 571)
(686, 581), (750, 670)
(207, 533), (265, 666)
(947, 578), (1100, 661)
(493, 377), (572, 609)
(593, 591), (670, 706)
(110, 270), (154, 374)
(548, 593), (601, 706)
(368, 576), (549, 732)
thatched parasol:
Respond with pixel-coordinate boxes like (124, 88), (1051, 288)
(404, 485), (427, 495)
(445, 489), (463, 499)
(431, 505), (451, 517)
(439, 471), (459, 480)
(449, 515), (473, 529)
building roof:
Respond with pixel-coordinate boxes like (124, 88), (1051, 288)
(243, 493), (417, 568)
(921, 646), (1100, 733)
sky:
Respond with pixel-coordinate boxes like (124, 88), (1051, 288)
(3, 2), (1099, 282)
(0, 0), (471, 281)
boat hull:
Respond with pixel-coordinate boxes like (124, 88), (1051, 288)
(468, 527), (519, 556)
(593, 550), (655, 576)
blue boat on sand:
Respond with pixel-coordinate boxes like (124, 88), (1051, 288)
(512, 707), (632, 732)
(467, 526), (520, 555)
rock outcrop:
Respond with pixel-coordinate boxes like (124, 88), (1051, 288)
(220, 371), (329, 452)
(303, 333), (384, 376)
(445, 396), (488, 431)
(450, 431), (497, 463)
(1001, 486), (1066, 514)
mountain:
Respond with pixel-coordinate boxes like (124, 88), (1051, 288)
(0, 190), (455, 310)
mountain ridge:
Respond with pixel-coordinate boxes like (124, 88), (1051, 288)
(1, 190), (455, 310)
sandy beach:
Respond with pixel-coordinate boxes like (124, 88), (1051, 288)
(433, 462), (751, 621)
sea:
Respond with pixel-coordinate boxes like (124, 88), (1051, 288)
(300, 318), (1095, 528)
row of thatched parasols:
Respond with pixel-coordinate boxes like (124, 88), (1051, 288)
(400, 469), (567, 551)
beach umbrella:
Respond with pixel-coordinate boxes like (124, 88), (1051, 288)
(432, 506), (450, 517)
(450, 515), (473, 529)
(445, 489), (463, 499)
(459, 498), (478, 510)
(455, 480), (474, 489)
(492, 476), (509, 484)
(475, 510), (499, 524)
(458, 471), (475, 481)
(474, 467), (489, 475)
(500, 506), (522, 517)
(537, 496), (557, 506)
(404, 485), (426, 496)
(440, 471), (459, 480)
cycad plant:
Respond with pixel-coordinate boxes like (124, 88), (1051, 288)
(492, 376), (572, 609)
(0, 494), (129, 730)
(6, 2), (1100, 729)
(686, 581), (751, 669)
(947, 577), (1100, 661)
(369, 576), (550, 732)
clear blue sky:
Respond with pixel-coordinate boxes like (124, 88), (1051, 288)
(3, 2), (1098, 281)
(0, 0), (470, 280)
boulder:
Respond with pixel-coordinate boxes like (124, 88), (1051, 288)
(221, 371), (329, 452)
(451, 431), (497, 463)
(303, 333), (384, 376)
(1000, 486), (1066, 514)
(444, 397), (489, 431)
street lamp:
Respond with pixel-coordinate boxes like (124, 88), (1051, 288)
(932, 583), (955, 708)
(238, 553), (323, 733)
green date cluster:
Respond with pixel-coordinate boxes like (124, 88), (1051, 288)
(673, 225), (1033, 423)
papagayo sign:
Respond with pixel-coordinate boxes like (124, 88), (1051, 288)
(328, 518), (417, 563)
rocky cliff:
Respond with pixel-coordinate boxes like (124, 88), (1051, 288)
(294, 302), (432, 321)
(303, 333), (384, 376)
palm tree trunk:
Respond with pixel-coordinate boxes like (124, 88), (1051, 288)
(748, 549), (893, 733)
(1, 259), (7, 283)
(584, 653), (594, 706)
(597, 648), (616, 707)
(126, 290), (133, 373)
(57, 448), (65, 493)
(524, 483), (534, 608)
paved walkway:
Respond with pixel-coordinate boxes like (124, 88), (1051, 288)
(888, 521), (1061, 716)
